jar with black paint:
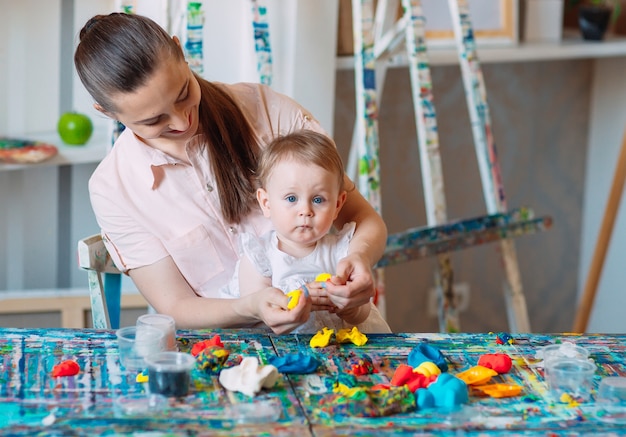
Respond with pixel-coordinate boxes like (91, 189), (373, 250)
(145, 351), (196, 397)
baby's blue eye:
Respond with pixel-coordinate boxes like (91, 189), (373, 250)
(286, 195), (297, 203)
(313, 197), (323, 204)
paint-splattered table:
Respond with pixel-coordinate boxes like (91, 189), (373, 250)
(273, 332), (626, 436)
(0, 328), (307, 436)
(1, 328), (626, 436)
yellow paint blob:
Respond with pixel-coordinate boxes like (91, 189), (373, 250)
(337, 326), (368, 346)
(286, 289), (303, 310)
(310, 327), (334, 348)
(414, 361), (441, 377)
(315, 273), (332, 282)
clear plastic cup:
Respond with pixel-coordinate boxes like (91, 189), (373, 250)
(145, 351), (196, 397)
(538, 342), (590, 366)
(116, 326), (165, 371)
(595, 376), (626, 425)
(545, 358), (596, 403)
(137, 314), (177, 351)
(113, 393), (168, 417)
(598, 377), (626, 404)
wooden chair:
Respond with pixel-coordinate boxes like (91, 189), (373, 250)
(77, 234), (123, 329)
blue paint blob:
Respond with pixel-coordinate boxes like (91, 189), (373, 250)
(407, 342), (448, 372)
(269, 352), (320, 374)
(415, 388), (435, 409)
(426, 373), (468, 408)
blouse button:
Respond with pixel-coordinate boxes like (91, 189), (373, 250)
(206, 183), (213, 192)
(228, 226), (237, 234)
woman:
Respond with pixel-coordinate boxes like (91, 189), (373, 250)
(74, 12), (387, 334)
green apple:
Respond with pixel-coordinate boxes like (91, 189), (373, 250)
(57, 112), (93, 145)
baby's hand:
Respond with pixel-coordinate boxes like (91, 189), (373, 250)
(306, 280), (337, 312)
(255, 286), (311, 334)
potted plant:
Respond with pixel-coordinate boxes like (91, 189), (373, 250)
(569, 0), (622, 40)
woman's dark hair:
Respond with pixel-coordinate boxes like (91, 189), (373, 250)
(75, 13), (259, 223)
(74, 13), (182, 113)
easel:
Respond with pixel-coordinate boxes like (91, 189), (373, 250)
(573, 129), (626, 333)
(349, 0), (552, 332)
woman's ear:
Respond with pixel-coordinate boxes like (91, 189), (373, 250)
(257, 188), (271, 218)
(93, 103), (114, 119)
(172, 35), (183, 51)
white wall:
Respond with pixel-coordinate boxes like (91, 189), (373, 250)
(0, 0), (61, 135)
(579, 56), (626, 333)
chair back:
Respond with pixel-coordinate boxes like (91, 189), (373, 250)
(77, 234), (122, 329)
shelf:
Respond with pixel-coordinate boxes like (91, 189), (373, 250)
(0, 125), (110, 172)
(336, 35), (626, 69)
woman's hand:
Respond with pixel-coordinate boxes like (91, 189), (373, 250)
(324, 252), (376, 311)
(247, 286), (312, 334)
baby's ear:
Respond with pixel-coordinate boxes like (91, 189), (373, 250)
(257, 188), (271, 218)
(334, 190), (348, 217)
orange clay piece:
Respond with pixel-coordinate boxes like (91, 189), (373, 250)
(310, 327), (334, 348)
(286, 289), (303, 310)
(337, 326), (368, 346)
(455, 365), (498, 386)
(473, 383), (522, 398)
(414, 361), (441, 378)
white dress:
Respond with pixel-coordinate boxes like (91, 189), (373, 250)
(227, 222), (390, 334)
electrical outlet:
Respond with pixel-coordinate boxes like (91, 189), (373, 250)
(427, 282), (470, 317)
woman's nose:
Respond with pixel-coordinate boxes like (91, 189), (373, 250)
(169, 110), (189, 132)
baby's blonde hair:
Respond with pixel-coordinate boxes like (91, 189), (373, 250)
(257, 130), (345, 191)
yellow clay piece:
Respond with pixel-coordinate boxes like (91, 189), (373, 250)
(337, 326), (368, 346)
(135, 371), (149, 383)
(414, 361), (441, 377)
(315, 273), (332, 282)
(473, 383), (522, 398)
(213, 349), (229, 359)
(333, 382), (362, 397)
(559, 393), (579, 406)
(455, 365), (498, 386)
(286, 289), (303, 310)
(310, 327), (334, 348)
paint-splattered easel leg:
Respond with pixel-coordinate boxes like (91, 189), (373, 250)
(402, 0), (459, 332)
(352, 0), (387, 319)
(448, 0), (530, 333)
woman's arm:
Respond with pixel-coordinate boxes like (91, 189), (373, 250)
(238, 254), (272, 296)
(337, 303), (371, 326)
(323, 175), (388, 310)
(129, 256), (311, 334)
